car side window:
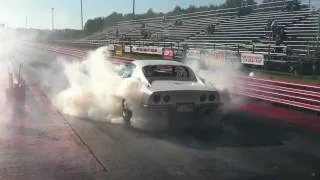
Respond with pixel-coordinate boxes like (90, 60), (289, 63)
(120, 63), (136, 78)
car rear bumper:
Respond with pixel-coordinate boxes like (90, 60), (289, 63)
(139, 103), (223, 130)
(141, 103), (221, 116)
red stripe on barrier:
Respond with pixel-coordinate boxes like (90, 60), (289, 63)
(235, 91), (320, 112)
(235, 81), (320, 99)
(237, 83), (320, 104)
(239, 76), (320, 90)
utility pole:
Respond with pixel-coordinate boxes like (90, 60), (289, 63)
(25, 16), (28, 28)
(132, 0), (135, 20)
(309, 0), (311, 9)
(81, 0), (83, 30)
(51, 8), (54, 30)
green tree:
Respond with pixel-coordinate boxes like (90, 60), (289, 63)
(238, 0), (257, 16)
(84, 17), (103, 35)
(224, 0), (243, 8)
(103, 12), (123, 27)
(186, 5), (197, 13)
(172, 6), (183, 14)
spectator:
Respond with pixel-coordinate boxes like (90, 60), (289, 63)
(283, 44), (293, 60)
(279, 26), (286, 42)
(143, 30), (149, 39)
(275, 35), (282, 53)
(116, 29), (119, 38)
(205, 26), (208, 34)
(206, 24), (211, 35)
(271, 19), (278, 40)
(283, 45), (287, 54)
(283, 44), (290, 54)
(289, 64), (297, 76)
(210, 24), (215, 34)
(182, 44), (189, 59)
(265, 19), (272, 39)
(148, 30), (151, 38)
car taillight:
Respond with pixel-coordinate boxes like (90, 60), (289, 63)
(209, 94), (216, 101)
(163, 95), (170, 102)
(153, 93), (161, 103)
(200, 94), (206, 102)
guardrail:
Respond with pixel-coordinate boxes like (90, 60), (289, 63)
(33, 44), (320, 112)
(234, 76), (320, 112)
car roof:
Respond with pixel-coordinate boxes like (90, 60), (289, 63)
(132, 60), (185, 67)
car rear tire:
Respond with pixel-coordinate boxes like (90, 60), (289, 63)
(122, 99), (132, 126)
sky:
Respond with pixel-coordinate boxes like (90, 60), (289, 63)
(0, 0), (316, 30)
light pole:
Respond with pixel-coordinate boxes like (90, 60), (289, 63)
(132, 0), (135, 20)
(81, 0), (83, 30)
(309, 0), (311, 9)
(25, 16), (28, 28)
(51, 8), (54, 30)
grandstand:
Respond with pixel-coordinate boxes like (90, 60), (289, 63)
(64, 0), (319, 75)
(184, 8), (313, 46)
(80, 1), (318, 51)
(80, 7), (240, 42)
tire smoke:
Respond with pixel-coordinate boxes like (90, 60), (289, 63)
(54, 46), (142, 123)
(183, 50), (246, 108)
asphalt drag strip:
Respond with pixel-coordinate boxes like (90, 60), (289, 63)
(0, 80), (107, 179)
(7, 47), (320, 180)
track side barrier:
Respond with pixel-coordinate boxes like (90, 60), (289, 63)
(35, 45), (320, 112)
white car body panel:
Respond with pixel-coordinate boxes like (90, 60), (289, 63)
(150, 80), (216, 92)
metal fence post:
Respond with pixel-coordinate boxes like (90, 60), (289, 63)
(237, 44), (240, 55)
(318, 10), (320, 48)
(268, 44), (271, 63)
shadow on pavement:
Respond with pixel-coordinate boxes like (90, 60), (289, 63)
(69, 110), (296, 151)
(130, 111), (294, 150)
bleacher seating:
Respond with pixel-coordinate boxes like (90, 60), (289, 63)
(74, 0), (319, 65)
(184, 8), (313, 49)
(81, 7), (240, 42)
(254, 9), (319, 56)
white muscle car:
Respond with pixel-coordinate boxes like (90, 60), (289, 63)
(116, 60), (229, 130)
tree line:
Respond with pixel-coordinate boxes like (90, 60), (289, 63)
(83, 0), (259, 35)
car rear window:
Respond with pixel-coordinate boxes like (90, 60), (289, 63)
(142, 65), (197, 82)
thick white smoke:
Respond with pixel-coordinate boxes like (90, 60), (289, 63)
(54, 46), (143, 124)
(184, 49), (246, 106)
(0, 28), (38, 118)
(185, 50), (241, 90)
